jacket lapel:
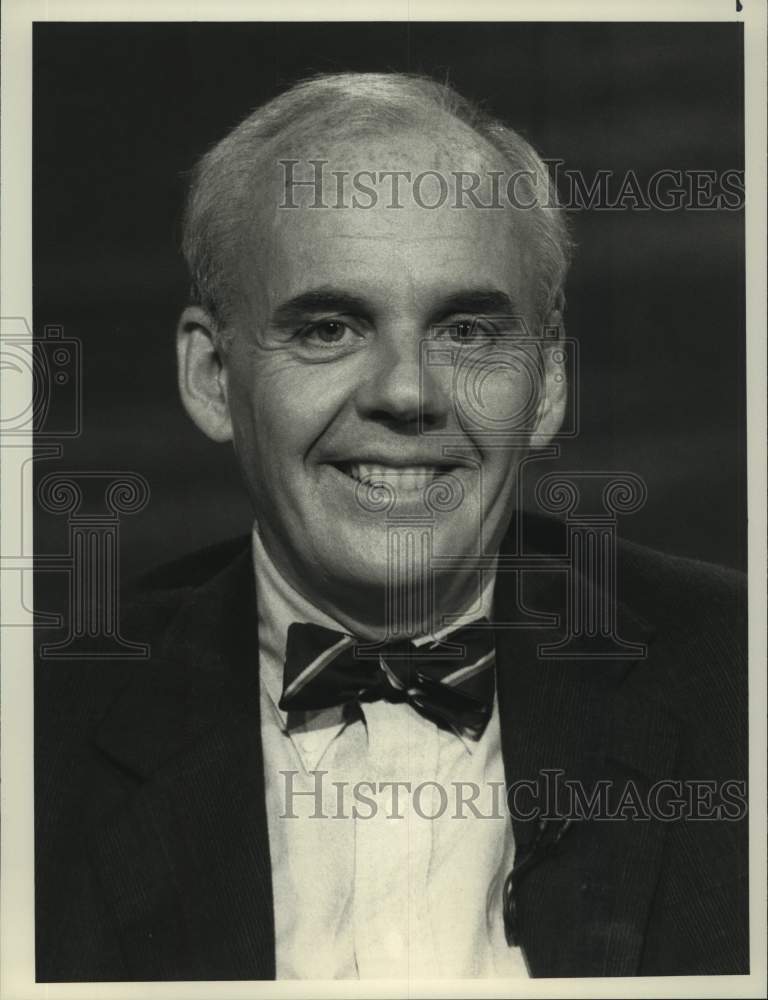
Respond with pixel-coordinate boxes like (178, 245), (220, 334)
(494, 538), (678, 977)
(90, 544), (276, 980)
(88, 521), (677, 979)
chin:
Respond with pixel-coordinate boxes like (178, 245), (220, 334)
(321, 518), (482, 589)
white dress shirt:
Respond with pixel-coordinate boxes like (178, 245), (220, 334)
(253, 526), (529, 979)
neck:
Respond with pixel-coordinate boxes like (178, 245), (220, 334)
(252, 526), (497, 641)
(313, 573), (494, 642)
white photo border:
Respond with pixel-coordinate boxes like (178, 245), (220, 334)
(2, 1), (765, 998)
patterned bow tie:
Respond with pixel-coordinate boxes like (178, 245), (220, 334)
(280, 619), (496, 738)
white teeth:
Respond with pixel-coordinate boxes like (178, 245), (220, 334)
(346, 463), (444, 491)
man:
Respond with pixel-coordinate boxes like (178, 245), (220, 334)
(35, 73), (748, 981)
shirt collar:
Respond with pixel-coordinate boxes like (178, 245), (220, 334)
(252, 523), (498, 768)
(253, 524), (352, 771)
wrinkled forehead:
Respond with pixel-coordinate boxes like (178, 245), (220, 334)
(235, 124), (539, 320)
(263, 119), (516, 217)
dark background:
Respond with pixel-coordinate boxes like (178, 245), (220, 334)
(33, 21), (746, 581)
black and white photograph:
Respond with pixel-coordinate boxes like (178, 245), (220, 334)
(1, 1), (766, 996)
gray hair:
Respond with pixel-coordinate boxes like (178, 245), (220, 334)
(181, 72), (572, 330)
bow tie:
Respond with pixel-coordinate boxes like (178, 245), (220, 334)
(280, 619), (496, 738)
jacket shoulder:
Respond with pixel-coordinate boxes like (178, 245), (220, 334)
(615, 533), (747, 636)
(130, 535), (251, 593)
(122, 535), (251, 639)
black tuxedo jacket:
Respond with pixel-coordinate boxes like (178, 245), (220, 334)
(35, 515), (749, 981)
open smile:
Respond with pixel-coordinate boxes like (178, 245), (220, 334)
(332, 461), (459, 493)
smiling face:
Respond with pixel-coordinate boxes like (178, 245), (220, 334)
(178, 128), (566, 636)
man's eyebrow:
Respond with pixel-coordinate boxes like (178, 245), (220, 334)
(268, 286), (521, 329)
(430, 289), (520, 321)
(269, 288), (372, 327)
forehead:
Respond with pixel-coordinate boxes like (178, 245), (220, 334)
(241, 127), (537, 317)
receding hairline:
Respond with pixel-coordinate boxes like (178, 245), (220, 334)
(248, 117), (533, 232)
(181, 72), (572, 328)
(233, 124), (546, 327)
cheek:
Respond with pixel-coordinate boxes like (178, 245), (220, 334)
(230, 358), (349, 468)
(453, 347), (543, 439)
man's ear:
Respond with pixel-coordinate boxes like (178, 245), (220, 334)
(176, 306), (233, 443)
(529, 306), (568, 449)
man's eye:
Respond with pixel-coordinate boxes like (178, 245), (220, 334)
(438, 317), (502, 343)
(301, 320), (357, 346)
(450, 320), (475, 342)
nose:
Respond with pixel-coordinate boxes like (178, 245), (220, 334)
(354, 328), (450, 429)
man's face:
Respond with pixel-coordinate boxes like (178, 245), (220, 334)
(215, 132), (562, 625)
